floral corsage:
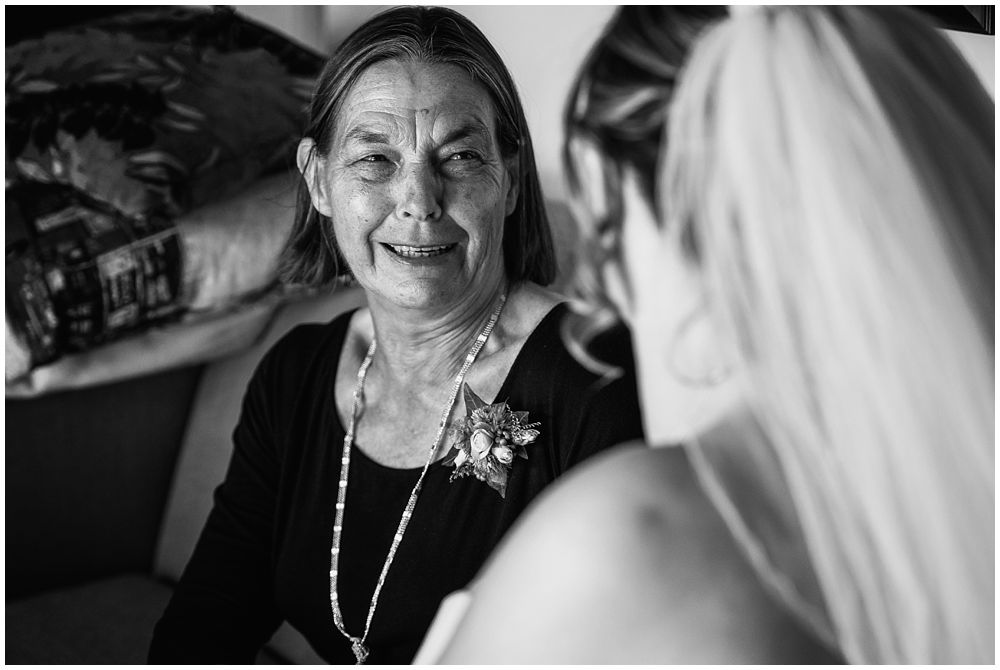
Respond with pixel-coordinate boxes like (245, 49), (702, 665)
(444, 383), (540, 498)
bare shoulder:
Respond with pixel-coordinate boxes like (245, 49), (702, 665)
(437, 444), (840, 663)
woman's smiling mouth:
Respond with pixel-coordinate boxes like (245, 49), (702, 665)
(382, 243), (456, 258)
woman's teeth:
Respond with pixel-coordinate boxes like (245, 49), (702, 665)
(386, 244), (453, 258)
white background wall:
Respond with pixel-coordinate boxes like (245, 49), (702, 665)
(236, 5), (995, 202)
(945, 29), (995, 96)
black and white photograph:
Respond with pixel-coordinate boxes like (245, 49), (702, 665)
(5, 4), (995, 665)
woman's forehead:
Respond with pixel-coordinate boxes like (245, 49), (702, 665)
(334, 59), (499, 145)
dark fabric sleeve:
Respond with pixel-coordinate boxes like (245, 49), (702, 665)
(559, 322), (646, 471)
(149, 339), (292, 663)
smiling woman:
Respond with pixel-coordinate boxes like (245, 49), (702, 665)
(301, 59), (514, 313)
(148, 6), (644, 665)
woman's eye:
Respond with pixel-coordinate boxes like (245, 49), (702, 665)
(352, 154), (394, 181)
(448, 151), (480, 162)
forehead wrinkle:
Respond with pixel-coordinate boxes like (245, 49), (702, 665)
(434, 120), (493, 148)
(336, 110), (411, 150)
(335, 65), (500, 154)
(344, 127), (392, 146)
(340, 114), (496, 156)
(336, 87), (496, 150)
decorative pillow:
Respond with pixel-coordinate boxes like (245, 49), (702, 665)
(5, 172), (303, 384)
(6, 6), (322, 216)
(6, 181), (185, 377)
(5, 7), (324, 392)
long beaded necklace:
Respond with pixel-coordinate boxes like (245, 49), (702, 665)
(329, 292), (507, 664)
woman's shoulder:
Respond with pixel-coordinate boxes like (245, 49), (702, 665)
(486, 444), (710, 576)
(507, 283), (636, 377)
(496, 281), (563, 344)
(439, 444), (840, 663)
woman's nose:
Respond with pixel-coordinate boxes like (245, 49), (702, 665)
(395, 162), (443, 222)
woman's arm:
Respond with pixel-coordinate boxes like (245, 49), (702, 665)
(432, 444), (840, 664)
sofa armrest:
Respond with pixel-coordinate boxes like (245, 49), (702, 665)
(6, 365), (204, 600)
(153, 287), (366, 580)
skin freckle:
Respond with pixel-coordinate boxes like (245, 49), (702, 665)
(313, 59), (512, 311)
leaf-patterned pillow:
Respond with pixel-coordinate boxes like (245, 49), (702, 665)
(6, 6), (323, 218)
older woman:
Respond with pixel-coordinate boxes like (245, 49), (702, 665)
(148, 6), (642, 665)
(418, 5), (993, 664)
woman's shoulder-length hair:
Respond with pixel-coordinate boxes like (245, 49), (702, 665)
(280, 5), (556, 288)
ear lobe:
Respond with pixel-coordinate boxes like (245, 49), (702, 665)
(297, 138), (333, 217)
(666, 304), (735, 389)
(503, 156), (520, 217)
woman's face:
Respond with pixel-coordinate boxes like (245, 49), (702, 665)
(570, 139), (743, 445)
(302, 59), (517, 312)
(623, 172), (745, 445)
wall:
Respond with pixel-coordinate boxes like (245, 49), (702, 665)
(441, 6), (614, 202)
(945, 29), (995, 96)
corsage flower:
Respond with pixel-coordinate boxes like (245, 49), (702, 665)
(444, 383), (540, 498)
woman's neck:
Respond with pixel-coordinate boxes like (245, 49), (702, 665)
(365, 280), (508, 389)
(688, 404), (835, 646)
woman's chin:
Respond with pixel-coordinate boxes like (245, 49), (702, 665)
(365, 279), (476, 314)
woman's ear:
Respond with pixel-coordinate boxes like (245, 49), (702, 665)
(297, 138), (334, 217)
(503, 155), (520, 217)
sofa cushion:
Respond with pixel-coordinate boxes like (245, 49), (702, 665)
(5, 364), (204, 601)
(6, 6), (322, 218)
(5, 574), (287, 664)
(6, 5), (323, 389)
(5, 574), (173, 664)
(5, 172), (303, 394)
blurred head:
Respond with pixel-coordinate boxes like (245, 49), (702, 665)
(281, 5), (555, 304)
(562, 5), (729, 439)
(572, 4), (993, 662)
(663, 7), (993, 662)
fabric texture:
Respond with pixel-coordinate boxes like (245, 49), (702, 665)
(5, 574), (286, 664)
(149, 302), (644, 664)
(5, 575), (174, 665)
(5, 173), (303, 393)
(5, 6), (321, 389)
(6, 6), (321, 217)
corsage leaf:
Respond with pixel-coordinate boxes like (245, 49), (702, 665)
(463, 384), (489, 413)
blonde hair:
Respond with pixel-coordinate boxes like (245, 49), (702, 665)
(664, 7), (994, 663)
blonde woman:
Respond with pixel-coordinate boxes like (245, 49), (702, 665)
(416, 6), (993, 663)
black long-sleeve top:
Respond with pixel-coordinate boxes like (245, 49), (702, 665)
(150, 303), (644, 664)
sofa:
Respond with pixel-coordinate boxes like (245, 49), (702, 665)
(4, 6), (602, 663)
(6, 287), (367, 664)
(5, 194), (580, 664)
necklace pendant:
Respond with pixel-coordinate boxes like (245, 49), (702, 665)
(351, 639), (370, 664)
